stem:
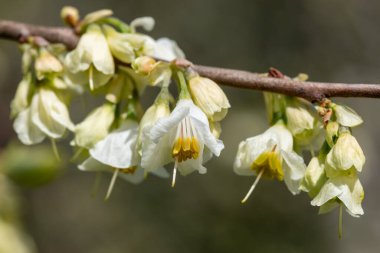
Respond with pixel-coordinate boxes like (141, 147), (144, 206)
(2, 19), (380, 101)
(105, 169), (119, 201)
(339, 203), (343, 239)
(50, 138), (61, 161)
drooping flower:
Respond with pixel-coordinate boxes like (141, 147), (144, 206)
(311, 168), (364, 217)
(73, 103), (115, 149)
(325, 132), (365, 172)
(188, 75), (230, 121)
(234, 123), (306, 202)
(141, 98), (224, 186)
(150, 37), (185, 61)
(285, 97), (321, 148)
(65, 24), (114, 90)
(332, 103), (363, 127)
(300, 157), (327, 198)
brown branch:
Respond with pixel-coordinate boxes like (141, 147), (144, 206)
(1, 19), (380, 102)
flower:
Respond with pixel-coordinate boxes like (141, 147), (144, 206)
(103, 25), (155, 64)
(234, 123), (306, 202)
(285, 97), (321, 147)
(311, 168), (364, 217)
(65, 24), (114, 90)
(74, 103), (115, 149)
(137, 87), (171, 154)
(141, 99), (224, 186)
(34, 49), (63, 80)
(10, 75), (33, 118)
(188, 75), (230, 121)
(300, 157), (327, 198)
(326, 132), (365, 172)
(13, 87), (74, 144)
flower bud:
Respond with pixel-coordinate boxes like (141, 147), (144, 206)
(35, 49), (63, 80)
(61, 6), (80, 27)
(326, 132), (365, 172)
(285, 98), (319, 145)
(188, 76), (230, 121)
(300, 157), (327, 198)
(332, 103), (363, 127)
(325, 121), (339, 147)
(74, 103), (115, 149)
(132, 56), (157, 75)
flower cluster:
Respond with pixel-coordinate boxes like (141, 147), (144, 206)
(233, 74), (366, 237)
(10, 7), (230, 199)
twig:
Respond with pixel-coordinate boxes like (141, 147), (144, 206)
(1, 19), (380, 102)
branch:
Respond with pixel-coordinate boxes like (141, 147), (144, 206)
(1, 19), (380, 102)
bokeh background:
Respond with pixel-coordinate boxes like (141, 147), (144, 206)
(1, 0), (380, 252)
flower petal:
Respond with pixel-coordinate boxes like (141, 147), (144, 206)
(89, 120), (139, 168)
(13, 108), (45, 145)
(281, 150), (306, 195)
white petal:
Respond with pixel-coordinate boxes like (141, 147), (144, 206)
(118, 167), (145, 184)
(265, 124), (293, 152)
(13, 108), (46, 145)
(141, 129), (172, 172)
(281, 151), (306, 195)
(334, 104), (363, 127)
(130, 16), (155, 31)
(89, 120), (139, 168)
(78, 157), (110, 172)
(151, 38), (185, 61)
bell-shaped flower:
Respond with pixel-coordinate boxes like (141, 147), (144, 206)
(325, 121), (339, 147)
(311, 168), (364, 217)
(74, 103), (115, 149)
(332, 103), (363, 127)
(233, 123), (306, 202)
(285, 97), (321, 147)
(34, 49), (63, 80)
(300, 157), (327, 198)
(188, 75), (230, 121)
(65, 24), (114, 90)
(326, 132), (365, 172)
(13, 87), (74, 144)
(141, 98), (224, 186)
(103, 25), (155, 64)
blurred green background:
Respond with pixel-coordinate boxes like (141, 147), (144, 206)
(1, 0), (380, 252)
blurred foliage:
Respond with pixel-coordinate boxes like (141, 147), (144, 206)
(0, 142), (65, 187)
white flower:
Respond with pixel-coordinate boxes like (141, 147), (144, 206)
(326, 132), (365, 172)
(300, 157), (327, 198)
(234, 123), (306, 202)
(34, 49), (63, 80)
(311, 168), (364, 217)
(74, 103), (115, 149)
(13, 87), (74, 144)
(285, 97), (321, 147)
(333, 104), (363, 127)
(65, 24), (114, 90)
(188, 76), (230, 121)
(103, 25), (156, 64)
(141, 99), (224, 186)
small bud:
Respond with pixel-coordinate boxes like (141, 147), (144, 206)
(300, 157), (327, 198)
(61, 6), (80, 27)
(35, 49), (63, 80)
(325, 121), (339, 147)
(285, 98), (320, 146)
(188, 76), (230, 121)
(132, 56), (157, 75)
(326, 132), (365, 172)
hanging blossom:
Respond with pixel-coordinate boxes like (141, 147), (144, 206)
(234, 122), (306, 203)
(141, 72), (225, 186)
